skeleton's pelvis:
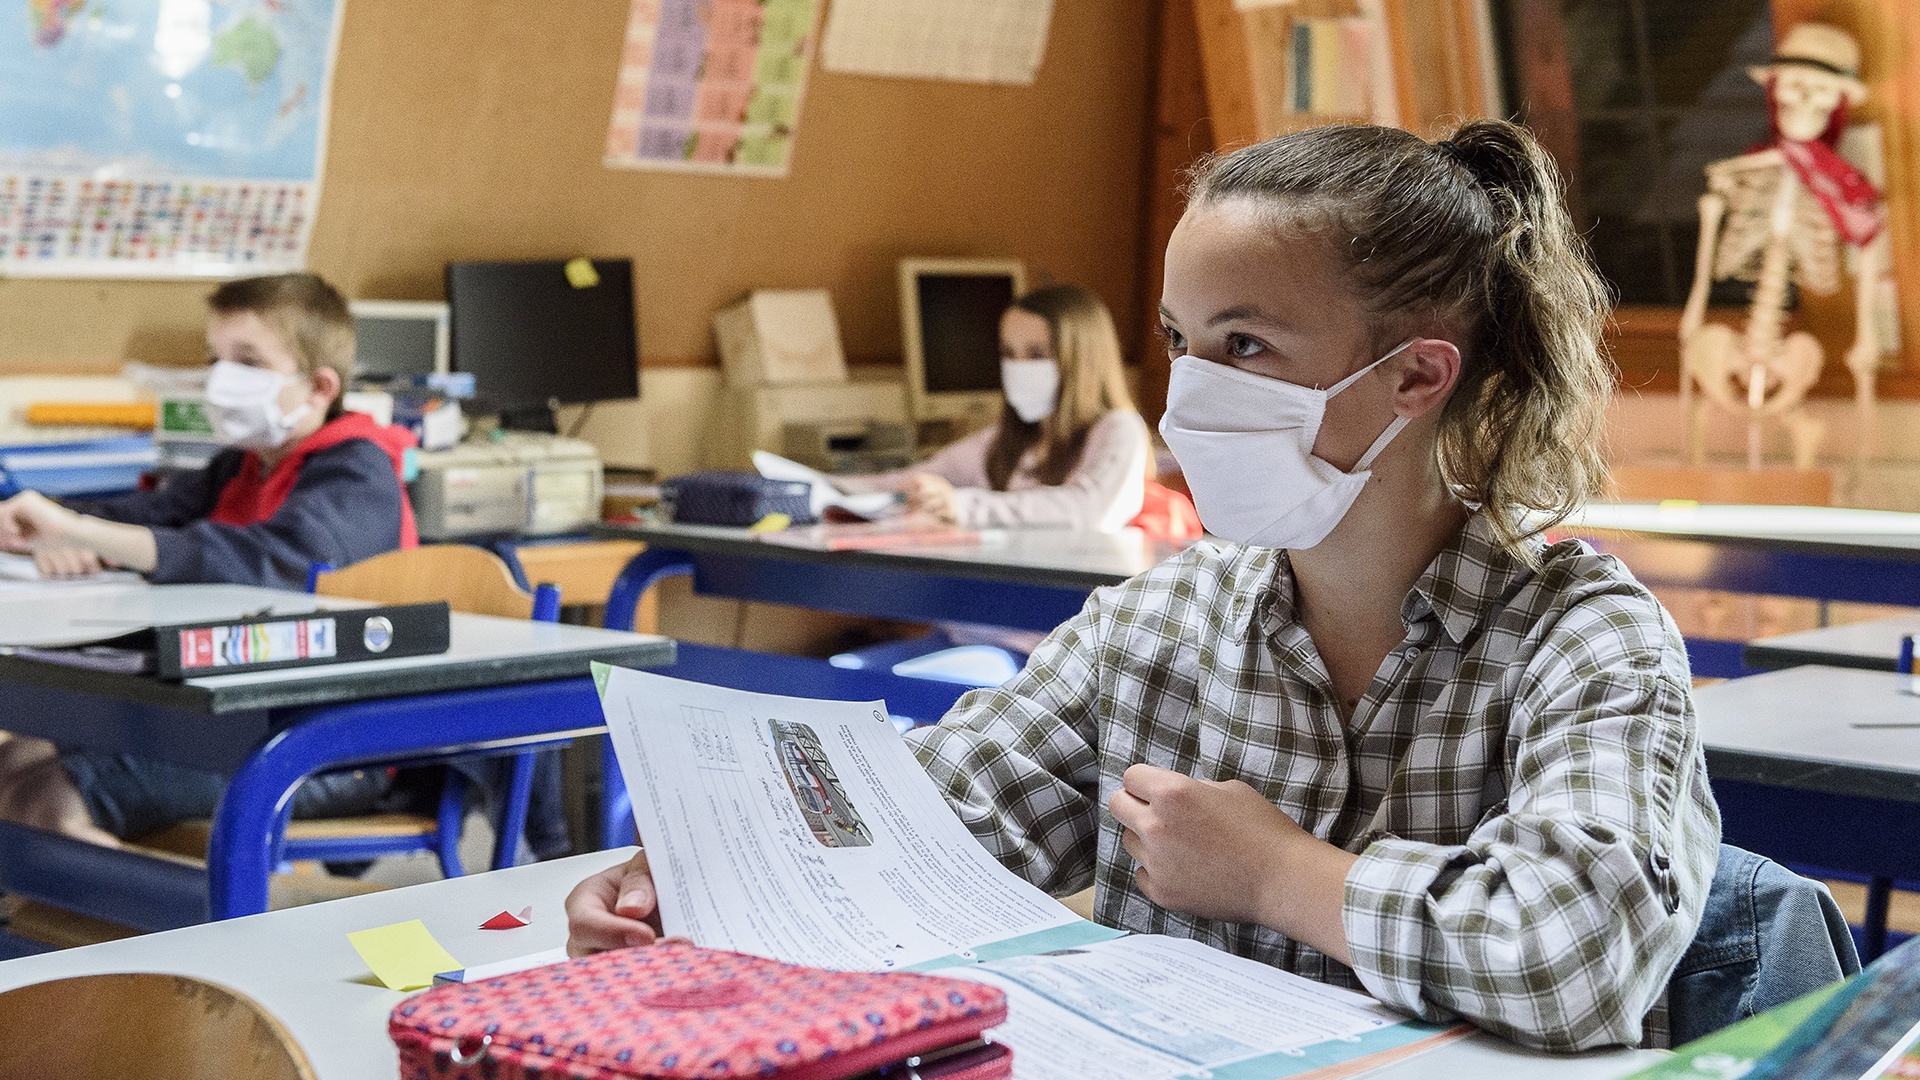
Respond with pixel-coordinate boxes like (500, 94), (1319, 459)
(1682, 323), (1824, 418)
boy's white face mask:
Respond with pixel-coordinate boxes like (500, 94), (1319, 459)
(204, 359), (313, 451)
(1157, 341), (1414, 550)
(1000, 358), (1060, 424)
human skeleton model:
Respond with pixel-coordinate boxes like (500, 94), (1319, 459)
(1679, 22), (1886, 471)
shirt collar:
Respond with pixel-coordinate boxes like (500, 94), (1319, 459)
(1233, 512), (1538, 646)
(1409, 512), (1541, 644)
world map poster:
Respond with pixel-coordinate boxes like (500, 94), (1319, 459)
(0, 0), (345, 278)
(604, 0), (820, 178)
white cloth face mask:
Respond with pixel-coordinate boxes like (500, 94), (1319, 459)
(1000, 358), (1061, 424)
(203, 359), (313, 451)
(1157, 341), (1415, 549)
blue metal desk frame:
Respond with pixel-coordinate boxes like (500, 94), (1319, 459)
(0, 649), (669, 938)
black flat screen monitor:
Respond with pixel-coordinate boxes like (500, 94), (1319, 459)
(446, 260), (640, 423)
(916, 273), (1017, 394)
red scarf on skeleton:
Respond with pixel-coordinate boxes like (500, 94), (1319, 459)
(1765, 79), (1885, 246)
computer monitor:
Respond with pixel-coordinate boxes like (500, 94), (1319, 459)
(898, 257), (1025, 428)
(445, 259), (640, 430)
(349, 300), (449, 383)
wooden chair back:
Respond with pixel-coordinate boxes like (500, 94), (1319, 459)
(0, 973), (316, 1079)
(314, 544), (534, 618)
(1606, 465), (1834, 507)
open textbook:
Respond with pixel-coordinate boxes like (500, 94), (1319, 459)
(595, 666), (1461, 1080)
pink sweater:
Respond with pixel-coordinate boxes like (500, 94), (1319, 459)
(841, 411), (1151, 532)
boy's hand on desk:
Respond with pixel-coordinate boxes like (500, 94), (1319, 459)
(33, 545), (105, 578)
(903, 474), (958, 523)
(0, 491), (73, 551)
(565, 850), (678, 956)
(1108, 764), (1357, 964)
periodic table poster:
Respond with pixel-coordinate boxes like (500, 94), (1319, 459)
(603, 0), (821, 178)
(0, 0), (345, 278)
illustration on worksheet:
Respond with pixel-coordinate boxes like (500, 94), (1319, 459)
(770, 719), (872, 848)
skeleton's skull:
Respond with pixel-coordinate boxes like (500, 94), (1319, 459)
(1771, 66), (1852, 142)
(1748, 23), (1868, 144)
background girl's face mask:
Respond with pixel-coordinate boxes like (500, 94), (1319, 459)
(1157, 342), (1412, 549)
(1000, 358), (1060, 423)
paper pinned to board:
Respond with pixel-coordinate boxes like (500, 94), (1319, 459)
(820, 0), (1055, 86)
(348, 919), (461, 991)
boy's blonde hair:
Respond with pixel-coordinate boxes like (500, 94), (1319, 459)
(207, 273), (355, 418)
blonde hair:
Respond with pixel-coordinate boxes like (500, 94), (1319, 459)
(986, 285), (1136, 490)
(208, 272), (355, 418)
(1186, 120), (1614, 556)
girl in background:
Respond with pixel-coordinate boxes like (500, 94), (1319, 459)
(841, 284), (1151, 533)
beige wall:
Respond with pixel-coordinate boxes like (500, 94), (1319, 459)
(0, 2), (1155, 382)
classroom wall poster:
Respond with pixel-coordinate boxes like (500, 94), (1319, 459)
(0, 0), (347, 279)
(819, 0), (1054, 86)
(603, 0), (820, 179)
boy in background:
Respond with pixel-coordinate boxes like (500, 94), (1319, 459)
(0, 272), (417, 587)
(0, 272), (419, 845)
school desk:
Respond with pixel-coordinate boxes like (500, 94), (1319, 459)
(0, 847), (1664, 1080)
(1743, 614), (1920, 672)
(0, 582), (673, 932)
(584, 521), (1189, 846)
(1555, 503), (1920, 677)
(1691, 665), (1920, 959)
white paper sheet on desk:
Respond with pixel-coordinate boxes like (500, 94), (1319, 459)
(958, 935), (1417, 1080)
(751, 451), (901, 520)
(0, 552), (142, 587)
(596, 666), (1085, 971)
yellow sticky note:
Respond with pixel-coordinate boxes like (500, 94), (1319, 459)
(564, 257), (601, 289)
(748, 512), (791, 534)
(348, 919), (461, 991)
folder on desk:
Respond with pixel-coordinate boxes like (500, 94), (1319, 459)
(152, 602), (451, 679)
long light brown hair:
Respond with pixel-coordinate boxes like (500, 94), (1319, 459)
(985, 285), (1136, 490)
(1186, 120), (1613, 555)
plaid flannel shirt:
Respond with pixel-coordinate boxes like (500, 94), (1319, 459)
(906, 512), (1720, 1051)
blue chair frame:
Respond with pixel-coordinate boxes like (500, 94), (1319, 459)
(295, 561), (562, 875)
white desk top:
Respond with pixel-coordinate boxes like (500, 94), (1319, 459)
(1746, 614), (1920, 671)
(0, 583), (369, 649)
(1563, 503), (1920, 555)
(599, 520), (1190, 590)
(0, 849), (1659, 1080)
(0, 582), (674, 715)
(1693, 666), (1920, 801)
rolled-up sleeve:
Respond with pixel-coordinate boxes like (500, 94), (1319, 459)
(906, 594), (1110, 896)
(1342, 597), (1720, 1051)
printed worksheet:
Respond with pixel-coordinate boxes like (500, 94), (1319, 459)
(956, 935), (1432, 1080)
(594, 667), (1461, 1079)
(596, 666), (1094, 970)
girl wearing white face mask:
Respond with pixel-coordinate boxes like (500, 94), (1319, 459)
(566, 122), (1721, 1053)
(836, 285), (1151, 534)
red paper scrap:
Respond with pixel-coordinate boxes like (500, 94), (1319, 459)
(480, 906), (532, 930)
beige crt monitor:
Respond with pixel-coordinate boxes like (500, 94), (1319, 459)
(898, 258), (1025, 429)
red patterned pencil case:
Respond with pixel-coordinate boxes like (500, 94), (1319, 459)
(389, 943), (1011, 1080)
